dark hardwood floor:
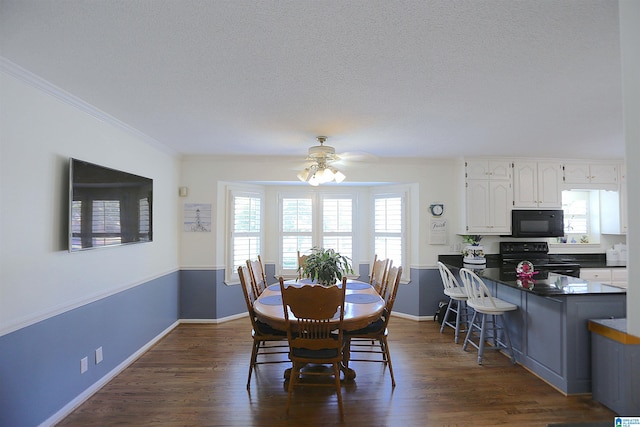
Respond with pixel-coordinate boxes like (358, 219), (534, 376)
(58, 317), (615, 426)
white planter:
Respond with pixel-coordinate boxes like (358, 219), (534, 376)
(463, 245), (486, 265)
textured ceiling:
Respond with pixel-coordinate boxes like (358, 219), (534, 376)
(0, 0), (625, 160)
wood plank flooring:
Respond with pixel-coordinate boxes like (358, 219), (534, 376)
(58, 317), (616, 426)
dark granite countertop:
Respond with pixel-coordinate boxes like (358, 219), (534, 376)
(439, 253), (626, 270)
(438, 255), (626, 296)
(476, 267), (626, 297)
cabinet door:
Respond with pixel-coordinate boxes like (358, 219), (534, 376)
(466, 160), (511, 180)
(537, 162), (562, 208)
(489, 161), (512, 180)
(490, 180), (513, 233)
(563, 164), (591, 184)
(465, 179), (492, 233)
(611, 269), (627, 288)
(590, 164), (618, 185)
(466, 160), (490, 180)
(580, 268), (612, 284)
(513, 162), (538, 208)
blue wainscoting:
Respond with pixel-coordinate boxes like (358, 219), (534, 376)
(0, 272), (180, 427)
(392, 267), (445, 320)
(1, 265), (445, 426)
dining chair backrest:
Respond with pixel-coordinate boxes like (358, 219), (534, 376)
(370, 255), (390, 294)
(247, 257), (267, 297)
(437, 262), (466, 297)
(459, 268), (498, 309)
(238, 265), (259, 328)
(382, 266), (402, 322)
(297, 251), (308, 279)
(279, 277), (347, 351)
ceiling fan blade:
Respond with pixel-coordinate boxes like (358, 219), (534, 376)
(335, 151), (378, 163)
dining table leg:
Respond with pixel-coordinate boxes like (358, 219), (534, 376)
(342, 337), (356, 380)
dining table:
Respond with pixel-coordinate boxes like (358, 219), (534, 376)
(253, 278), (386, 380)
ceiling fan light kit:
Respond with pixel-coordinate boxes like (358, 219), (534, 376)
(297, 136), (347, 186)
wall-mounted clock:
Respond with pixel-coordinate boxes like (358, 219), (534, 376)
(429, 203), (444, 217)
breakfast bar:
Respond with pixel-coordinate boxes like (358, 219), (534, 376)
(445, 264), (626, 395)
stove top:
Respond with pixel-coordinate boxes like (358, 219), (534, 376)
(500, 241), (580, 277)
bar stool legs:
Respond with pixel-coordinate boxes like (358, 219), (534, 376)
(463, 310), (515, 365)
(440, 299), (470, 344)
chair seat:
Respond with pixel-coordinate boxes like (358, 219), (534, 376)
(444, 288), (467, 300)
(345, 318), (385, 335)
(292, 347), (341, 359)
(468, 299), (517, 314)
(255, 320), (287, 336)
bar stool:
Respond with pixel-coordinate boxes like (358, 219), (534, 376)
(437, 262), (469, 344)
(459, 268), (517, 365)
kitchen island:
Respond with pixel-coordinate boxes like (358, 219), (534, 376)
(444, 264), (626, 395)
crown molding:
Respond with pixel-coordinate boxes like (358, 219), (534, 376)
(1, 56), (177, 157)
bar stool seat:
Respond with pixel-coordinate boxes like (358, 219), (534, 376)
(459, 268), (517, 365)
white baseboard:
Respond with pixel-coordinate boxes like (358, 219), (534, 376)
(39, 320), (180, 427)
(391, 311), (432, 322)
(180, 312), (247, 324)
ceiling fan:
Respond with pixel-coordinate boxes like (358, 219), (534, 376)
(296, 136), (347, 186)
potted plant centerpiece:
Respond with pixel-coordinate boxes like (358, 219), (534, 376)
(298, 247), (354, 286)
(462, 235), (485, 266)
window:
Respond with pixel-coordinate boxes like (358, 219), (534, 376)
(561, 190), (600, 243)
(279, 192), (355, 277)
(281, 197), (313, 271)
(373, 194), (404, 271)
(228, 187), (263, 282)
(322, 197), (353, 261)
(563, 193), (588, 234)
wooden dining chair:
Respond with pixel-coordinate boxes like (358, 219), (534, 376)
(296, 250), (308, 279)
(370, 255), (390, 295)
(345, 266), (402, 387)
(247, 256), (267, 297)
(238, 266), (289, 389)
(279, 276), (348, 418)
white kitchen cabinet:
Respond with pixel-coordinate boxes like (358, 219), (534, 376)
(513, 161), (562, 208)
(580, 268), (612, 283)
(465, 160), (512, 234)
(563, 163), (618, 187)
(580, 268), (627, 288)
(611, 268), (628, 288)
(466, 160), (512, 181)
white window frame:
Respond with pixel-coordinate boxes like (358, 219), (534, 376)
(226, 184), (264, 284)
(371, 186), (409, 281)
(277, 189), (359, 279)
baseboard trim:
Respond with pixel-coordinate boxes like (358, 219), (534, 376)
(180, 312), (247, 324)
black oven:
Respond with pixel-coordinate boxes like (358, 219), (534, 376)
(511, 209), (564, 238)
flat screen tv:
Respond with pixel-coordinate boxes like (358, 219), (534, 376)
(69, 158), (153, 251)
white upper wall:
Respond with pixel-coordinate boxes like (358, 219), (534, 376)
(0, 70), (181, 336)
(179, 155), (465, 270)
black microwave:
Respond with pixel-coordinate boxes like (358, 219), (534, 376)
(511, 209), (564, 238)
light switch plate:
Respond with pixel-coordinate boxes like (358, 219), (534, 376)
(95, 346), (103, 364)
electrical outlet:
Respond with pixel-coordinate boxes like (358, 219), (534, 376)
(80, 357), (88, 374)
(95, 346), (103, 364)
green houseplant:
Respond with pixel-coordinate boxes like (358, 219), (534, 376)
(299, 247), (354, 286)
